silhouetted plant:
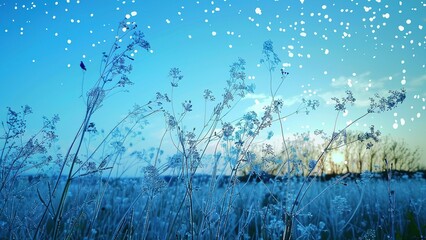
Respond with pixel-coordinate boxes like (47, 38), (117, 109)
(0, 106), (59, 235)
(30, 19), (156, 239)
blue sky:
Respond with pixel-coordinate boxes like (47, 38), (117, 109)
(1, 0), (425, 166)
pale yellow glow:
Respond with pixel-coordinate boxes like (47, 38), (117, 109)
(331, 151), (345, 164)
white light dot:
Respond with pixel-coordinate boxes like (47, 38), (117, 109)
(393, 122), (398, 129)
(166, 19), (170, 24)
(400, 118), (405, 126)
(398, 25), (404, 31)
(229, 44), (233, 48)
(324, 49), (329, 55)
(212, 31), (217, 36)
(417, 113), (421, 118)
(131, 11), (137, 16)
(125, 14), (130, 19)
(67, 39), (72, 44)
(406, 19), (411, 24)
(401, 79), (406, 85)
(255, 7), (262, 15)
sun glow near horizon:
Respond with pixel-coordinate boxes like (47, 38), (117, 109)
(331, 151), (346, 165)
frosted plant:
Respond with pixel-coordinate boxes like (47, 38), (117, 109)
(142, 165), (166, 195)
(32, 20), (154, 239)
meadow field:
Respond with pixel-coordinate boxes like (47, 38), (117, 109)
(1, 172), (425, 239)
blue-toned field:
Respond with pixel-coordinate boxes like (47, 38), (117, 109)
(1, 0), (425, 239)
(2, 173), (425, 239)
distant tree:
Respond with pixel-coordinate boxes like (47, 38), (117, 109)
(342, 132), (422, 173)
(380, 137), (422, 172)
(242, 130), (422, 177)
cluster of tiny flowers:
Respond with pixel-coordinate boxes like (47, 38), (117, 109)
(260, 106), (273, 130)
(131, 30), (151, 51)
(331, 90), (356, 111)
(331, 195), (352, 215)
(155, 92), (171, 103)
(169, 67), (183, 87)
(234, 111), (259, 139)
(188, 147), (201, 169)
(117, 75), (133, 87)
(302, 98), (320, 114)
(185, 131), (196, 146)
(142, 165), (166, 194)
(182, 100), (193, 112)
(217, 58), (255, 111)
(42, 114), (60, 143)
(203, 89), (215, 101)
(262, 143), (274, 155)
(100, 27), (150, 90)
(229, 58), (246, 82)
(358, 125), (381, 149)
(166, 113), (178, 129)
(111, 55), (133, 77)
(260, 40), (281, 70)
(222, 90), (234, 108)
(368, 89), (406, 113)
(272, 99), (283, 113)
(222, 122), (234, 139)
(5, 107), (29, 138)
(21, 138), (47, 157)
(87, 87), (106, 110)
